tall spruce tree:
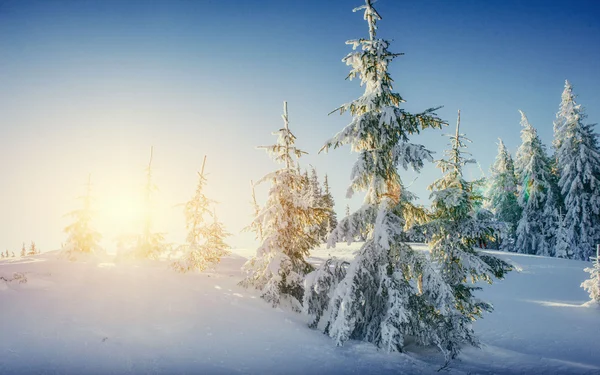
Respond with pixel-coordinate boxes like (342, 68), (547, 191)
(487, 139), (521, 251)
(553, 81), (600, 261)
(426, 111), (511, 357)
(302, 1), (468, 360)
(61, 175), (103, 260)
(515, 111), (559, 256)
(172, 157), (230, 273)
(241, 102), (325, 310)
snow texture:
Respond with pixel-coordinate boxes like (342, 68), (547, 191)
(1, 246), (599, 374)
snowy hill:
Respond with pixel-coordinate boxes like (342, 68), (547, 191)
(1, 245), (598, 375)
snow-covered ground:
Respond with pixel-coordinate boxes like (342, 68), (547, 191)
(1, 244), (598, 374)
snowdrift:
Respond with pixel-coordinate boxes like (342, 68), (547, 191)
(0, 245), (599, 374)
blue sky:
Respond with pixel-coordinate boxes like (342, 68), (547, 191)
(0, 0), (599, 252)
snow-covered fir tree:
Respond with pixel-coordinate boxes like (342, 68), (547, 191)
(320, 174), (338, 242)
(204, 210), (230, 258)
(309, 168), (322, 202)
(426, 111), (511, 357)
(554, 210), (572, 259)
(553, 81), (600, 261)
(515, 111), (560, 256)
(27, 242), (37, 256)
(61, 175), (103, 260)
(581, 246), (600, 303)
(20, 243), (26, 257)
(137, 147), (169, 259)
(241, 101), (325, 310)
(306, 167), (326, 242)
(303, 1), (471, 361)
(249, 180), (263, 241)
(487, 138), (521, 251)
(118, 147), (169, 261)
(172, 157), (230, 273)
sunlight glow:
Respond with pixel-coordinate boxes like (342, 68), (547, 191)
(96, 191), (144, 245)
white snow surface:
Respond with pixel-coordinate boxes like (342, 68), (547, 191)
(1, 245), (599, 375)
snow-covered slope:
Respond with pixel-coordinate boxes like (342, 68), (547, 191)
(0, 245), (598, 374)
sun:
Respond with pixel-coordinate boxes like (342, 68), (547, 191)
(96, 191), (144, 243)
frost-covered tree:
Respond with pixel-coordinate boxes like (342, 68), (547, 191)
(20, 243), (26, 257)
(306, 167), (326, 242)
(553, 81), (600, 261)
(117, 147), (169, 261)
(172, 157), (230, 273)
(241, 102), (325, 310)
(515, 111), (560, 256)
(136, 147), (169, 259)
(27, 242), (38, 256)
(302, 1), (470, 360)
(309, 168), (322, 203)
(581, 246), (600, 303)
(427, 111), (511, 356)
(487, 139), (521, 251)
(249, 180), (263, 241)
(554, 210), (572, 259)
(205, 210), (230, 256)
(61, 175), (103, 260)
(320, 174), (338, 241)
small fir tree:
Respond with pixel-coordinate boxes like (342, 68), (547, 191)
(249, 180), (263, 241)
(27, 242), (37, 256)
(554, 210), (572, 259)
(205, 210), (230, 259)
(581, 246), (600, 303)
(487, 139), (521, 251)
(320, 174), (338, 242)
(426, 111), (511, 357)
(241, 101), (325, 310)
(61, 175), (103, 260)
(172, 157), (230, 272)
(553, 81), (600, 261)
(307, 167), (326, 242)
(119, 147), (169, 260)
(20, 243), (26, 257)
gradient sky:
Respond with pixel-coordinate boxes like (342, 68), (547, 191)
(1, 0), (599, 252)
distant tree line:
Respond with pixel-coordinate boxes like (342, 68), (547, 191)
(0, 242), (40, 258)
